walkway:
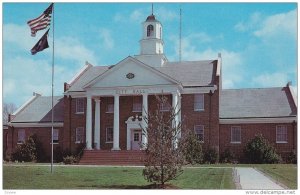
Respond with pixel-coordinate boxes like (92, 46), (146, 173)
(236, 167), (284, 190)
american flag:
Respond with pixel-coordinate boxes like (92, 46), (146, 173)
(27, 3), (53, 37)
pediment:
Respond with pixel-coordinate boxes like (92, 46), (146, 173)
(84, 57), (179, 89)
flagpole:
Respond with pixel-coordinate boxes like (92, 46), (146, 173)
(51, 3), (55, 174)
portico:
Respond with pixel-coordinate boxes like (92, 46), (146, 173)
(84, 87), (182, 151)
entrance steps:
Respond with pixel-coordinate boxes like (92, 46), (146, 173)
(79, 150), (145, 165)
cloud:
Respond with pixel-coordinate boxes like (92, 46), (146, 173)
(156, 7), (179, 22)
(169, 33), (243, 89)
(3, 23), (99, 65)
(251, 72), (289, 88)
(234, 12), (261, 32)
(98, 28), (115, 50)
(254, 9), (296, 39)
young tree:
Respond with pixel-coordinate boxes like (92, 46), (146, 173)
(141, 95), (185, 187)
(3, 102), (17, 124)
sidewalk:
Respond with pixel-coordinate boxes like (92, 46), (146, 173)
(236, 167), (284, 190)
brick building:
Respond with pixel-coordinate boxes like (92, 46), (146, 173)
(5, 14), (297, 163)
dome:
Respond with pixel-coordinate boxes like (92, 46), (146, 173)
(146, 14), (157, 21)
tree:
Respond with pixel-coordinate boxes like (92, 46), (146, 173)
(3, 102), (17, 124)
(141, 95), (185, 187)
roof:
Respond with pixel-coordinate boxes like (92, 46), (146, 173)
(220, 87), (297, 119)
(66, 59), (217, 92)
(159, 60), (217, 87)
(67, 66), (109, 92)
(11, 96), (64, 123)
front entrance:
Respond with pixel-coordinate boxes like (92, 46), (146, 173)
(131, 129), (142, 150)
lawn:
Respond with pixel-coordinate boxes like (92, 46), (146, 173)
(255, 164), (297, 189)
(3, 165), (235, 189)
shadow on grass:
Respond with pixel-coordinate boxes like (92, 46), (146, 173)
(77, 184), (180, 189)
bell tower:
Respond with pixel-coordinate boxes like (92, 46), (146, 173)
(140, 14), (164, 55)
(134, 10), (167, 67)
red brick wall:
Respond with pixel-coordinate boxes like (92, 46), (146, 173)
(219, 122), (297, 161)
(6, 126), (64, 160)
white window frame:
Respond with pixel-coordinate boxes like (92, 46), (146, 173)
(159, 102), (171, 112)
(75, 98), (84, 114)
(52, 129), (59, 144)
(106, 127), (113, 143)
(75, 127), (84, 144)
(106, 103), (114, 113)
(276, 125), (288, 143)
(194, 125), (204, 142)
(194, 94), (204, 111)
(231, 126), (241, 144)
(17, 129), (25, 144)
(132, 96), (142, 112)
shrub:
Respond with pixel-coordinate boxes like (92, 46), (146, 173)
(181, 131), (203, 164)
(203, 147), (218, 164)
(220, 148), (235, 163)
(11, 135), (37, 162)
(63, 155), (77, 164)
(244, 134), (281, 164)
(286, 151), (297, 164)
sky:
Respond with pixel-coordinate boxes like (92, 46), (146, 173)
(3, 2), (297, 107)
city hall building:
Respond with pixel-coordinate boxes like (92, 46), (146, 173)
(4, 13), (297, 164)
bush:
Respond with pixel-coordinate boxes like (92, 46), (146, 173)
(63, 155), (77, 164)
(181, 131), (203, 164)
(203, 147), (218, 164)
(11, 135), (37, 162)
(220, 148), (235, 163)
(244, 134), (281, 164)
(287, 151), (297, 164)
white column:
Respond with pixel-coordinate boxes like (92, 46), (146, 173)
(94, 98), (101, 150)
(172, 92), (180, 127)
(112, 94), (120, 150)
(86, 96), (92, 150)
(142, 93), (148, 148)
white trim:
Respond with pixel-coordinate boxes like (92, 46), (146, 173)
(216, 53), (221, 76)
(75, 112), (84, 115)
(288, 84), (297, 107)
(230, 141), (241, 144)
(83, 56), (181, 89)
(12, 93), (41, 116)
(125, 115), (143, 150)
(220, 117), (297, 124)
(68, 62), (92, 85)
(9, 122), (64, 128)
(276, 141), (288, 144)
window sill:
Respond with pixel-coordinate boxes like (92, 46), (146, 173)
(75, 141), (83, 144)
(106, 111), (114, 114)
(75, 112), (84, 115)
(132, 110), (142, 113)
(194, 109), (204, 112)
(106, 141), (113, 143)
(50, 142), (59, 144)
(17, 142), (24, 145)
(231, 142), (241, 144)
(276, 141), (288, 144)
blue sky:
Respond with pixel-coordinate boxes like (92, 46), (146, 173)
(3, 2), (297, 107)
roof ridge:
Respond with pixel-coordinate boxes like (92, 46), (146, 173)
(221, 86), (284, 91)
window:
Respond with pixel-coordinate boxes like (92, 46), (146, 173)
(17, 129), (25, 144)
(76, 98), (84, 113)
(194, 94), (204, 111)
(231, 126), (241, 143)
(276, 125), (287, 143)
(75, 127), (84, 143)
(52, 129), (59, 144)
(107, 104), (114, 113)
(159, 97), (171, 112)
(132, 96), (142, 112)
(106, 127), (113, 143)
(194, 125), (204, 142)
(147, 25), (154, 37)
(106, 98), (114, 113)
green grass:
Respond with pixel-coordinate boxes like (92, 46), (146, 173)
(3, 165), (235, 189)
(255, 164), (297, 189)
